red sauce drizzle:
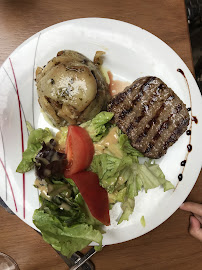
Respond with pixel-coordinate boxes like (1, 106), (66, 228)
(107, 71), (130, 96)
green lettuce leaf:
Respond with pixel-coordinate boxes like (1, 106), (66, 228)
(16, 127), (53, 173)
(90, 153), (132, 193)
(163, 180), (175, 192)
(140, 216), (146, 227)
(33, 209), (102, 258)
(118, 198), (135, 224)
(26, 121), (34, 134)
(117, 161), (174, 223)
(108, 188), (127, 204)
(80, 111), (114, 142)
(90, 152), (174, 224)
(119, 134), (143, 161)
(40, 196), (86, 226)
(39, 177), (102, 227)
(137, 161), (175, 193)
(122, 161), (174, 202)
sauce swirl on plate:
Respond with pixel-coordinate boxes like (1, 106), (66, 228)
(107, 71), (130, 96)
(177, 68), (198, 182)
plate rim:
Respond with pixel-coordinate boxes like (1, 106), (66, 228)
(0, 17), (202, 246)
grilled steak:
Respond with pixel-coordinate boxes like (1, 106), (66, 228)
(108, 76), (190, 159)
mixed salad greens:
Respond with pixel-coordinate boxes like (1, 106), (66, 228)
(17, 111), (174, 257)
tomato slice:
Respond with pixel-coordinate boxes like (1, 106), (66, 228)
(70, 171), (110, 226)
(64, 126), (94, 177)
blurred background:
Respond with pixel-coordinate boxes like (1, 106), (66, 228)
(185, 0), (202, 92)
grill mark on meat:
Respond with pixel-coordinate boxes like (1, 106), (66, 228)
(135, 83), (166, 124)
(132, 76), (156, 106)
(108, 77), (155, 117)
(135, 103), (166, 144)
(107, 76), (190, 159)
(144, 143), (154, 154)
(126, 122), (134, 135)
(144, 103), (183, 154)
(118, 108), (133, 120)
(157, 83), (164, 92)
(152, 120), (170, 141)
(153, 103), (182, 141)
(108, 87), (133, 109)
(120, 82), (166, 136)
(135, 104), (148, 123)
(162, 117), (190, 153)
(111, 77), (155, 120)
(135, 93), (181, 145)
(165, 95), (174, 102)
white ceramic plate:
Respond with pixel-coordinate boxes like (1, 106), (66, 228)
(0, 18), (202, 245)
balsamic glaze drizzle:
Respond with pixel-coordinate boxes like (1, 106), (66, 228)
(177, 68), (185, 77)
(178, 174), (183, 181)
(177, 68), (196, 182)
(192, 116), (198, 124)
(187, 144), (192, 152)
(181, 160), (186, 166)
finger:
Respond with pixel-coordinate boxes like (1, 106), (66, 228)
(194, 214), (202, 225)
(189, 216), (202, 241)
(180, 202), (202, 216)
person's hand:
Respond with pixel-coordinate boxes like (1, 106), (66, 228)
(180, 202), (202, 241)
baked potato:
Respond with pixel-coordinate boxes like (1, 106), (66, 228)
(36, 50), (110, 127)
